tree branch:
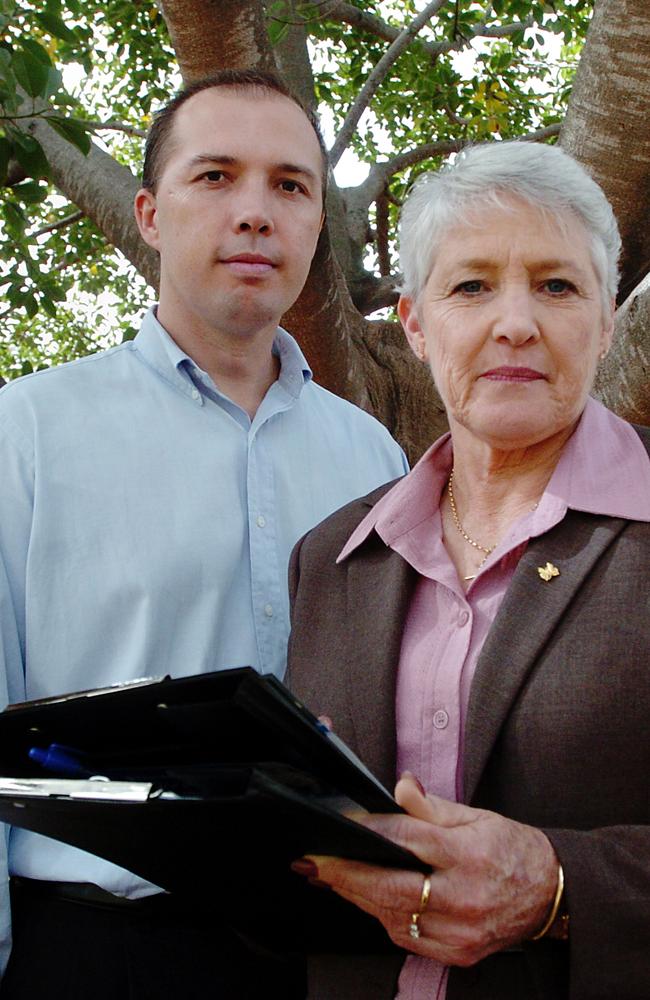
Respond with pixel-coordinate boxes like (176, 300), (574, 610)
(30, 210), (84, 239)
(83, 120), (147, 139)
(375, 190), (391, 277)
(340, 120), (562, 252)
(324, 2), (401, 45)
(350, 273), (399, 315)
(23, 115), (160, 289)
(272, 0), (319, 109)
(478, 18), (533, 37)
(49, 242), (103, 275)
(354, 121), (562, 209)
(328, 2), (539, 168)
(329, 0), (449, 167)
(325, 2), (532, 58)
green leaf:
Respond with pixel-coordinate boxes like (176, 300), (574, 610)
(25, 294), (38, 318)
(13, 180), (46, 204)
(46, 283), (67, 302)
(0, 76), (19, 116)
(267, 19), (289, 46)
(46, 114), (91, 155)
(43, 65), (63, 100)
(35, 10), (79, 44)
(11, 133), (50, 179)
(0, 134), (10, 184)
(12, 48), (50, 98)
(6, 278), (24, 304)
(19, 38), (53, 67)
(40, 296), (58, 318)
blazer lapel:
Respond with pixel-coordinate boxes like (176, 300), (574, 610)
(345, 537), (416, 790)
(463, 510), (630, 802)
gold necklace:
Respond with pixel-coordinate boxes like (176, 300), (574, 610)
(447, 470), (495, 579)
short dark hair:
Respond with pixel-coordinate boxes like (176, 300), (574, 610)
(141, 69), (329, 203)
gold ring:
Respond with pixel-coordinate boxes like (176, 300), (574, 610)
(408, 874), (431, 940)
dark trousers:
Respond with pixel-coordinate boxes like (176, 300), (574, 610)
(1, 879), (306, 999)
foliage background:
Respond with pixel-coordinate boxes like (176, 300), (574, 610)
(2, 0), (593, 380)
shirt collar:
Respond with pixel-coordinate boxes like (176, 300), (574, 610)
(540, 395), (650, 521)
(133, 306), (312, 402)
(337, 396), (650, 564)
(272, 326), (313, 399)
(337, 434), (452, 563)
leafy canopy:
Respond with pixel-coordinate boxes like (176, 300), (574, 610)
(1, 0), (592, 379)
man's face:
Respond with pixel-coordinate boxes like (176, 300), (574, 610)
(135, 88), (324, 344)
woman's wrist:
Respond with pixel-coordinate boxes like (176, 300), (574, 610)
(530, 862), (569, 942)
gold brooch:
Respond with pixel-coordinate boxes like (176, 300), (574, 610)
(537, 562), (560, 582)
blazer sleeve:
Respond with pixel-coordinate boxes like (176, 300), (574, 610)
(543, 825), (650, 999)
(465, 510), (650, 1000)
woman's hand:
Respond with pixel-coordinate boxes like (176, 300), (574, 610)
(295, 775), (559, 966)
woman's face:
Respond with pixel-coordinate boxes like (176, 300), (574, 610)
(398, 197), (615, 451)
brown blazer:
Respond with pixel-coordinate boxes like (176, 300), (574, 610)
(286, 426), (650, 1000)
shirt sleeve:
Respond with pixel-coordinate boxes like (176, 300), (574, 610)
(0, 404), (36, 975)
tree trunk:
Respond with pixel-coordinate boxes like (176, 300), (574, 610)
(357, 319), (447, 463)
(160, 0), (277, 79)
(560, 0), (650, 304)
(560, 0), (650, 431)
(593, 279), (650, 425)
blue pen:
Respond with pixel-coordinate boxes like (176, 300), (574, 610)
(29, 744), (95, 778)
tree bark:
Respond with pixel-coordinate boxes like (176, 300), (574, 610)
(357, 319), (447, 463)
(593, 279), (650, 425)
(271, 0), (317, 110)
(159, 0), (277, 80)
(560, 0), (650, 303)
(561, 0), (650, 431)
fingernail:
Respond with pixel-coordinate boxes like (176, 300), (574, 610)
(290, 858), (319, 879)
(402, 771), (426, 797)
(317, 715), (334, 733)
(307, 878), (330, 890)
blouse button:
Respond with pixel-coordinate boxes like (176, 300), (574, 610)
(433, 709), (449, 730)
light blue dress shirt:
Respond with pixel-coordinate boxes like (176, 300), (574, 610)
(0, 307), (408, 968)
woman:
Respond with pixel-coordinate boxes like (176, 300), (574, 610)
(287, 141), (650, 1000)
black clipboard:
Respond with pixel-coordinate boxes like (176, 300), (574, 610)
(0, 669), (427, 945)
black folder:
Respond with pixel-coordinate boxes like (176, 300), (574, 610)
(0, 669), (426, 947)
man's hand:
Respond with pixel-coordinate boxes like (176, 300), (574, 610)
(300, 775), (559, 967)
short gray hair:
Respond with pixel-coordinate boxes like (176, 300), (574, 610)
(398, 141), (621, 310)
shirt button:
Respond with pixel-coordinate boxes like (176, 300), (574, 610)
(191, 389), (200, 400)
(256, 515), (266, 528)
(433, 709), (449, 730)
(264, 604), (274, 618)
(458, 610), (470, 627)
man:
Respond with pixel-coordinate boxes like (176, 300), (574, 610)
(0, 71), (407, 997)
